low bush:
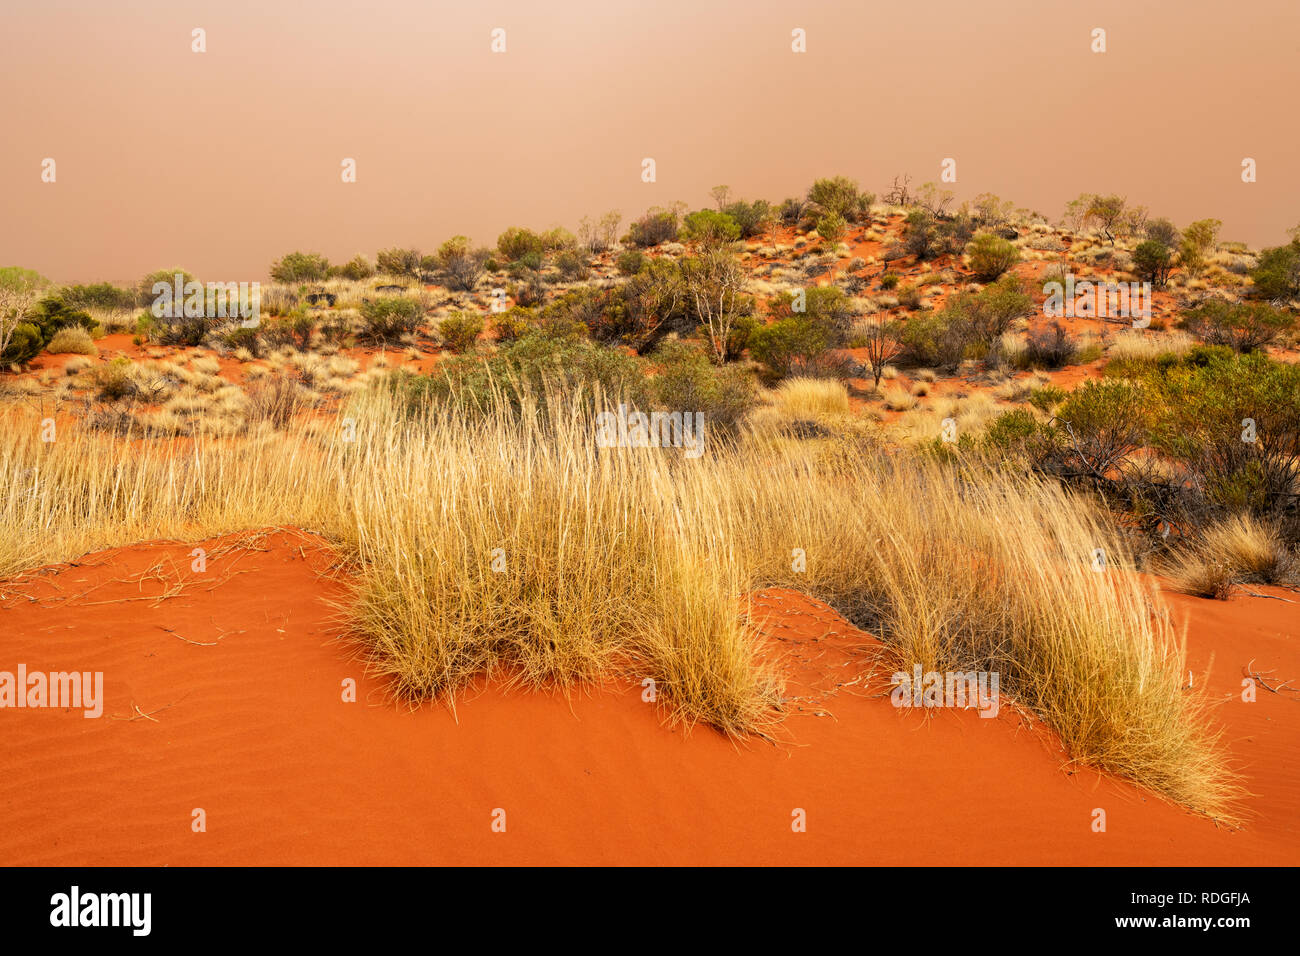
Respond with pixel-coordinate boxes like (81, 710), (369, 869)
(497, 227), (546, 262)
(626, 207), (681, 247)
(650, 340), (756, 436)
(681, 210), (741, 245)
(359, 296), (425, 345)
(270, 251), (331, 284)
(966, 232), (1020, 281)
(617, 249), (647, 276)
(45, 326), (98, 355)
(1178, 300), (1293, 352)
(438, 311), (484, 353)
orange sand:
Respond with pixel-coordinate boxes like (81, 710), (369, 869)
(1, 530), (1294, 865)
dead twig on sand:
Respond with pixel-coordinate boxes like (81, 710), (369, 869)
(111, 694), (188, 723)
(1243, 659), (1300, 700)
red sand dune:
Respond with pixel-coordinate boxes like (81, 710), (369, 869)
(1, 530), (1295, 865)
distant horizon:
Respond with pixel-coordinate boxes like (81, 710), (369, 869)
(2, 0), (1297, 284)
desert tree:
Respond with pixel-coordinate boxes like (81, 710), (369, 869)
(1144, 218), (1180, 251)
(710, 185), (732, 211)
(376, 247), (422, 280)
(915, 182), (955, 218)
(579, 210), (623, 254)
(0, 267), (49, 366)
(435, 236), (491, 291)
(859, 315), (902, 387)
(1179, 218), (1222, 277)
(1133, 240), (1174, 288)
(1063, 194), (1145, 245)
(682, 247), (748, 364)
(881, 173), (913, 207)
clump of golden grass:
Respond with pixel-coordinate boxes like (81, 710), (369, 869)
(1164, 514), (1294, 597)
(0, 381), (1239, 818)
(1163, 551), (1237, 600)
(1201, 515), (1292, 583)
(1107, 330), (1194, 368)
(770, 377), (850, 419)
(881, 385), (919, 411)
(45, 326), (98, 356)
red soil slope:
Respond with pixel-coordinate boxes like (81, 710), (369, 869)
(1, 530), (1294, 865)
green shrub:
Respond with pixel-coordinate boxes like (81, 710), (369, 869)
(610, 259), (689, 353)
(404, 332), (650, 419)
(1178, 300), (1293, 352)
(626, 207), (680, 247)
(2, 323), (45, 365)
(1133, 240), (1174, 288)
(359, 296), (424, 344)
(1250, 240), (1300, 301)
(541, 228), (578, 252)
(966, 232), (1020, 281)
(88, 357), (139, 401)
(555, 250), (591, 281)
(334, 255), (376, 281)
(60, 282), (136, 314)
(766, 286), (855, 342)
(650, 340), (756, 436)
(748, 317), (835, 379)
(899, 311), (961, 368)
(897, 284), (923, 311)
(137, 268), (197, 308)
(497, 227), (546, 262)
(682, 209), (741, 245)
(905, 275), (1032, 368)
(808, 176), (872, 221)
(617, 249), (647, 276)
(262, 312), (314, 350)
(491, 307), (533, 343)
(438, 311), (484, 352)
(7, 295), (99, 359)
(815, 211), (847, 245)
(1028, 384), (1067, 413)
(1150, 352), (1300, 516)
(436, 236), (491, 291)
(376, 247), (422, 279)
(722, 199), (773, 238)
(222, 325), (264, 358)
(1054, 379), (1153, 475)
(1178, 218), (1222, 277)
(507, 251), (544, 278)
(983, 408), (1046, 456)
(1145, 218), (1180, 250)
(270, 251), (331, 284)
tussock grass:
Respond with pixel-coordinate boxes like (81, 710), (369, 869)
(45, 326), (98, 356)
(1106, 330), (1194, 372)
(0, 382), (1239, 818)
(1165, 514), (1294, 595)
(771, 377), (850, 419)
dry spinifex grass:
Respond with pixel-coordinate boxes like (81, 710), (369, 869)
(0, 383), (1239, 819)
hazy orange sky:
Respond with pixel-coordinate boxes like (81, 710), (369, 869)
(2, 0), (1297, 284)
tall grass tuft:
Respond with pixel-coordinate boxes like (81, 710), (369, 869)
(0, 380), (1239, 818)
